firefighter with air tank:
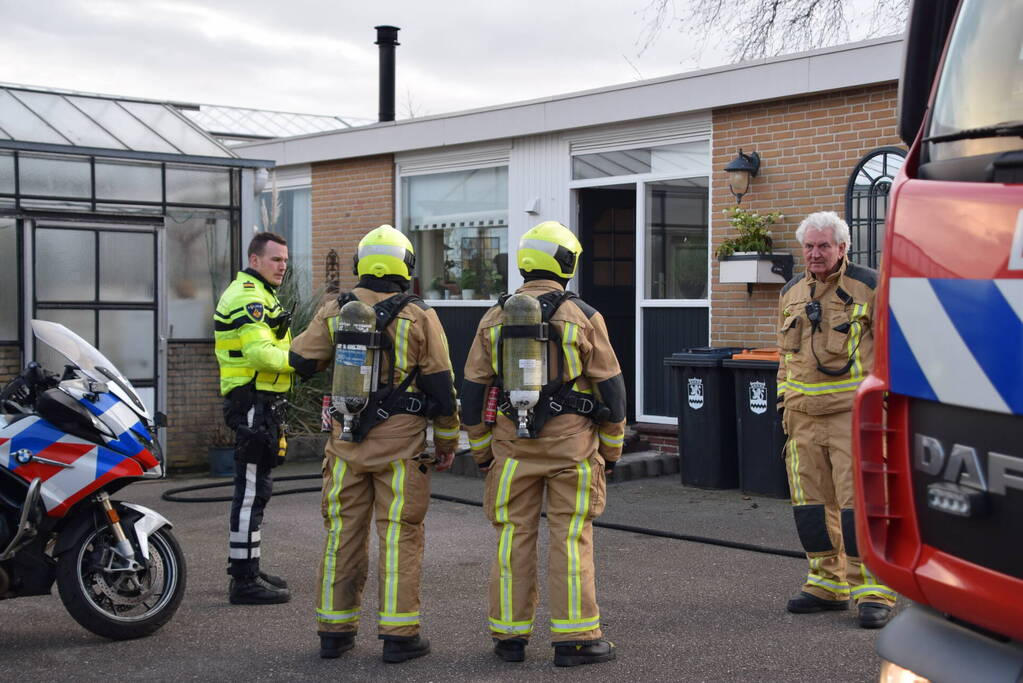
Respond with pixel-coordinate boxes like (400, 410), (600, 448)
(288, 225), (460, 664)
(461, 221), (627, 667)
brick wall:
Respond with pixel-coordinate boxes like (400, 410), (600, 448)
(166, 341), (222, 471)
(710, 83), (902, 348)
(0, 343), (22, 385)
(311, 155), (395, 293)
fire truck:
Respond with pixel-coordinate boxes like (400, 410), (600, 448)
(852, 0), (1023, 680)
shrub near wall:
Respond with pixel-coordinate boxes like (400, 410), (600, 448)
(711, 83), (902, 349)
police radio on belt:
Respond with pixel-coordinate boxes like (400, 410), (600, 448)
(331, 300), (381, 441)
(501, 293), (547, 438)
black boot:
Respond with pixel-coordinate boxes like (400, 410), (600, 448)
(857, 602), (893, 629)
(786, 591), (849, 613)
(319, 632), (355, 659)
(553, 640), (616, 667)
(381, 635), (430, 663)
(259, 571), (288, 589)
(494, 637), (527, 662)
(229, 576), (291, 605)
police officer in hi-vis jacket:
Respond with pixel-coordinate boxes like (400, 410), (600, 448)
(289, 225), (460, 663)
(213, 231), (294, 605)
(462, 221), (627, 667)
(778, 211), (897, 628)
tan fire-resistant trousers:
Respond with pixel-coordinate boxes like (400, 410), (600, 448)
(783, 409), (896, 606)
(484, 444), (607, 643)
(315, 454), (431, 638)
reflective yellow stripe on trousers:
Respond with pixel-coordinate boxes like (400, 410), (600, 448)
(491, 459), (531, 634)
(318, 458), (358, 623)
(551, 459), (599, 634)
(380, 460), (419, 626)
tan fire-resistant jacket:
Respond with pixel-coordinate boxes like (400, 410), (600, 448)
(777, 258), (878, 416)
(291, 287), (460, 469)
(463, 279), (627, 465)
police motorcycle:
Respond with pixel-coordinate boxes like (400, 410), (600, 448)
(0, 320), (185, 639)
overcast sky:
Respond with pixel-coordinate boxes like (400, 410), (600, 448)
(1, 0), (889, 124)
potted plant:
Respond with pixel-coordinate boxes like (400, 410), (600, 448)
(207, 423), (236, 478)
(426, 276), (444, 300)
(716, 207), (792, 286)
(459, 268), (480, 300)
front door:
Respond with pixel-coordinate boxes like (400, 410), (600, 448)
(577, 186), (636, 422)
(30, 220), (161, 414)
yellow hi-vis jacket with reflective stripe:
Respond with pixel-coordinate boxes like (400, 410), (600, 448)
(776, 258), (877, 416)
(214, 269), (293, 396)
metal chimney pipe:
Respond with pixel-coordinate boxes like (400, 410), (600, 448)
(375, 25), (400, 122)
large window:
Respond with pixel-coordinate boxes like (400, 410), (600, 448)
(166, 210), (233, 339)
(258, 186), (312, 296)
(644, 178), (709, 299)
(401, 166), (509, 301)
(845, 147), (905, 269)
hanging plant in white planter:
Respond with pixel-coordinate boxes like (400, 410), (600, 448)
(716, 207), (792, 286)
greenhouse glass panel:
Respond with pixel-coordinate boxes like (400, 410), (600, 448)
(120, 101), (229, 157)
(67, 97), (179, 153)
(35, 228), (95, 301)
(99, 309), (154, 378)
(20, 154), (91, 198)
(0, 219), (17, 340)
(259, 186), (311, 296)
(0, 90), (68, 144)
(166, 210), (232, 338)
(0, 153), (13, 194)
(100, 231), (155, 302)
(95, 160), (162, 202)
(166, 165), (230, 205)
(12, 91), (126, 149)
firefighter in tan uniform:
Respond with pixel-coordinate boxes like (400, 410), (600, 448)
(289, 226), (460, 663)
(462, 222), (626, 667)
(778, 211), (897, 629)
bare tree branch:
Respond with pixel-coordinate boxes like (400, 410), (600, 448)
(638, 0), (907, 63)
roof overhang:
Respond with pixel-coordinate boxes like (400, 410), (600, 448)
(239, 36), (903, 166)
(0, 139), (275, 168)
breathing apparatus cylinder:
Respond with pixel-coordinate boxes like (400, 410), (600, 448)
(501, 293), (546, 438)
(332, 300), (380, 441)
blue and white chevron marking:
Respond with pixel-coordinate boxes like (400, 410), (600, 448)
(888, 278), (1023, 415)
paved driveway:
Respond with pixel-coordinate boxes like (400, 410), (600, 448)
(0, 461), (890, 682)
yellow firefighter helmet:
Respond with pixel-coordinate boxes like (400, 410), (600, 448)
(516, 221), (582, 279)
(354, 225), (416, 280)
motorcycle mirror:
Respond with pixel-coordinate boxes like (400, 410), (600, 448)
(154, 411), (168, 428)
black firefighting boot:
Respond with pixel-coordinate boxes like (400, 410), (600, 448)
(553, 639), (616, 667)
(229, 576), (291, 605)
(381, 634), (431, 663)
(258, 571), (288, 589)
(493, 637), (527, 662)
(786, 591), (850, 613)
(319, 632), (355, 659)
(857, 602), (893, 629)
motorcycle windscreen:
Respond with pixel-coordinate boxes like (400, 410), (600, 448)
(30, 320), (151, 421)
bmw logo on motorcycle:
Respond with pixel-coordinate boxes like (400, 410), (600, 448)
(14, 448), (32, 464)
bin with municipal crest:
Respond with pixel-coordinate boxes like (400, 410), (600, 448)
(664, 347), (745, 489)
(723, 349), (790, 498)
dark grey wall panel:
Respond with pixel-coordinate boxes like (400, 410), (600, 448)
(643, 307), (709, 417)
(434, 305), (490, 391)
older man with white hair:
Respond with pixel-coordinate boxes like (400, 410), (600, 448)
(776, 211), (897, 629)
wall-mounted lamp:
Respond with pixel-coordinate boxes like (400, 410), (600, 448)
(724, 148), (760, 204)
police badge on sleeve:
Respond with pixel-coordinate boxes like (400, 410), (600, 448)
(245, 302), (265, 321)
(687, 377), (704, 410)
(748, 380), (767, 414)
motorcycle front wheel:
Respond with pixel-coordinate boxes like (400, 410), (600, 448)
(56, 522), (186, 640)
